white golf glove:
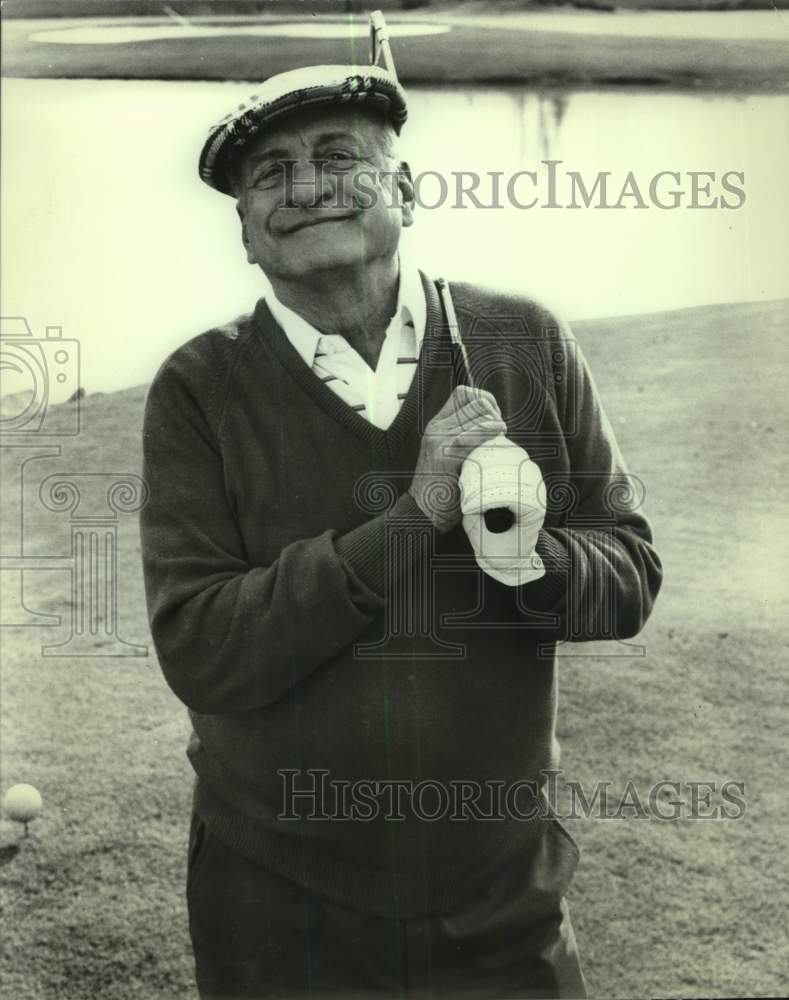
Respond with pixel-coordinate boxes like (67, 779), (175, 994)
(459, 434), (546, 586)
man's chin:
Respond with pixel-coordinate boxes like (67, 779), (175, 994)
(278, 237), (376, 277)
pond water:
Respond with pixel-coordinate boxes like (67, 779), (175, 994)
(2, 79), (787, 397)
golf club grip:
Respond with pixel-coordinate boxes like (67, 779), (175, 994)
(370, 10), (398, 80)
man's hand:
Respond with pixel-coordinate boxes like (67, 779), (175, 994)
(408, 386), (508, 533)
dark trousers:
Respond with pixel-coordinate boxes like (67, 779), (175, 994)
(187, 815), (588, 1000)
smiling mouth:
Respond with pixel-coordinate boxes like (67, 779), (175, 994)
(284, 214), (358, 234)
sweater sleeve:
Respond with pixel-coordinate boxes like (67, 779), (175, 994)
(139, 343), (431, 715)
(515, 322), (662, 642)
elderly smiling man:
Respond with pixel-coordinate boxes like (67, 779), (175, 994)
(140, 59), (661, 1000)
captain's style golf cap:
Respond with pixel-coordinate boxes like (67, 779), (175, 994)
(198, 64), (408, 196)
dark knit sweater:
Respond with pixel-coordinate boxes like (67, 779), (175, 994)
(140, 275), (661, 918)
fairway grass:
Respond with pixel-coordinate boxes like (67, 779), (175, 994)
(1, 298), (787, 998)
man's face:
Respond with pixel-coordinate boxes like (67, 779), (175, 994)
(233, 106), (414, 283)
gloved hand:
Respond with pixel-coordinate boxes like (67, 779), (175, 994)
(459, 434), (546, 586)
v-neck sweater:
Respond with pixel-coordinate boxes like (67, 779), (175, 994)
(140, 274), (662, 918)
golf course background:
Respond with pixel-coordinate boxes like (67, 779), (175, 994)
(2, 3), (789, 997)
(2, 296), (787, 998)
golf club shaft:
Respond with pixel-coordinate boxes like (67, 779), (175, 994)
(437, 277), (475, 389)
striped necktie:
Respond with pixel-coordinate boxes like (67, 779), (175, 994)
(311, 315), (419, 430)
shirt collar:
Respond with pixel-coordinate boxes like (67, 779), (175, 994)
(264, 289), (321, 369)
(397, 256), (427, 354)
(264, 255), (427, 369)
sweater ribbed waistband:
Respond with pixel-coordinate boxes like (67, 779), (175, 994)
(193, 777), (575, 920)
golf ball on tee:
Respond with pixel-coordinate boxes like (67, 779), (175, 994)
(3, 784), (43, 823)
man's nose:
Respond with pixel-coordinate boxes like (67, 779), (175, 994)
(284, 158), (333, 208)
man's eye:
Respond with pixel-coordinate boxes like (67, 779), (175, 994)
(323, 150), (358, 166)
(251, 164), (284, 188)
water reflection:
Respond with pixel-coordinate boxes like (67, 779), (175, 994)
(2, 79), (787, 395)
(536, 94), (569, 161)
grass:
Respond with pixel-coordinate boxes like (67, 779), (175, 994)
(2, 5), (788, 88)
(1, 297), (788, 998)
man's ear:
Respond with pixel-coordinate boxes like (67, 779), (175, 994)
(236, 201), (256, 265)
(397, 160), (415, 228)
